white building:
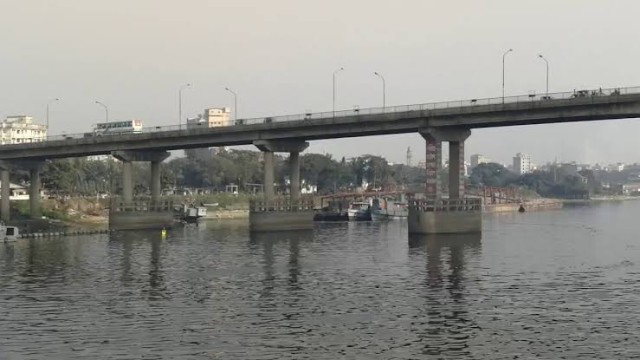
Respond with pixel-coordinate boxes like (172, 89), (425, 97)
(513, 152), (532, 175)
(187, 107), (231, 129)
(470, 154), (491, 168)
(1, 116), (47, 145)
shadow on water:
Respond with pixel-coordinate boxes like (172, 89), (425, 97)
(408, 232), (482, 357)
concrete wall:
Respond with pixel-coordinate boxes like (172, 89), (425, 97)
(249, 210), (314, 232)
(408, 209), (481, 234)
(109, 211), (174, 231)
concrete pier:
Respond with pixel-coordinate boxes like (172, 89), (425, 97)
(111, 151), (172, 230)
(0, 168), (10, 222)
(410, 128), (480, 234)
(251, 140), (313, 231)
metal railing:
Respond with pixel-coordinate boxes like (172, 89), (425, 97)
(111, 199), (173, 212)
(40, 85), (640, 143)
(409, 198), (482, 212)
(250, 197), (315, 212)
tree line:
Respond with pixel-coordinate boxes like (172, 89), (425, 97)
(17, 150), (600, 199)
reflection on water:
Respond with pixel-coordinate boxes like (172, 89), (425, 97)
(408, 233), (481, 357)
(3, 202), (640, 358)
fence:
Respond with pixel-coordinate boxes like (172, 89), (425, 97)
(409, 198), (482, 212)
(111, 199), (173, 213)
(250, 197), (315, 212)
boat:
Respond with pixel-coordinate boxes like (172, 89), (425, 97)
(1, 222), (20, 242)
(347, 201), (371, 221)
(174, 204), (207, 223)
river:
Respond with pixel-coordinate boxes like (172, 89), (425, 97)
(2, 201), (640, 359)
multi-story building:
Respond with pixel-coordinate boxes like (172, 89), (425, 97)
(470, 154), (491, 169)
(513, 152), (532, 175)
(186, 107), (231, 129)
(1, 116), (47, 145)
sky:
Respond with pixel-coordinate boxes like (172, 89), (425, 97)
(1, 0), (640, 166)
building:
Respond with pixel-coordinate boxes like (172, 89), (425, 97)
(1, 116), (47, 145)
(470, 154), (491, 168)
(513, 152), (532, 175)
(186, 107), (231, 129)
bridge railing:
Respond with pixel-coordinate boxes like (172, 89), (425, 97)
(409, 198), (482, 212)
(250, 197), (315, 212)
(41, 85), (640, 142)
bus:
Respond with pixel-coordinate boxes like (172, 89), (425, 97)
(91, 120), (143, 136)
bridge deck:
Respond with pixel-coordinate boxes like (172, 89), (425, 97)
(2, 86), (640, 160)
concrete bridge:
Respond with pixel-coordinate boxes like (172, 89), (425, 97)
(2, 86), (640, 232)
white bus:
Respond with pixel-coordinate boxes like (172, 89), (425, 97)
(92, 120), (143, 136)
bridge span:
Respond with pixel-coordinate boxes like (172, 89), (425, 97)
(1, 86), (639, 232)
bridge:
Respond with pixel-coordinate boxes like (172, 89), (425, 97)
(1, 86), (639, 232)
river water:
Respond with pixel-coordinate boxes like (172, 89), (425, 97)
(2, 201), (640, 359)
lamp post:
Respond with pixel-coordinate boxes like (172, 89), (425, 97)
(538, 54), (549, 97)
(333, 67), (344, 116)
(95, 100), (109, 123)
(178, 83), (191, 129)
(502, 48), (513, 103)
(374, 71), (386, 109)
(46, 98), (60, 131)
(225, 87), (238, 122)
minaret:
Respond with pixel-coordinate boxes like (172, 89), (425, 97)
(406, 147), (412, 166)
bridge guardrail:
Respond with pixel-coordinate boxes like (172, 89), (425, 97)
(41, 85), (640, 142)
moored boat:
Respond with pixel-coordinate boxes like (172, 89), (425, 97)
(347, 202), (371, 221)
(1, 222), (20, 242)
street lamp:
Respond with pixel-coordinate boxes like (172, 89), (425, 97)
(46, 98), (60, 130)
(178, 83), (191, 129)
(374, 71), (386, 108)
(225, 87), (238, 122)
(502, 48), (513, 103)
(333, 67), (344, 116)
(95, 100), (109, 123)
(538, 54), (549, 97)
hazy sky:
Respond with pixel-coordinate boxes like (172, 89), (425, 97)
(2, 0), (640, 166)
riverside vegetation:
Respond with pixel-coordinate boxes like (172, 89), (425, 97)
(9, 148), (611, 225)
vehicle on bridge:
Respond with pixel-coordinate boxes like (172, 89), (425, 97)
(85, 120), (143, 137)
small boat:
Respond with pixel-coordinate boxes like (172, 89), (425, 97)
(1, 222), (20, 242)
(174, 204), (207, 223)
(347, 202), (371, 221)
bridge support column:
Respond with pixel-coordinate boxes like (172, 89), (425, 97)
(111, 151), (173, 231)
(121, 161), (133, 203)
(422, 133), (442, 198)
(150, 153), (170, 202)
(0, 167), (10, 222)
(252, 140), (313, 232)
(29, 165), (43, 219)
(263, 151), (275, 202)
(289, 151), (301, 200)
(448, 139), (467, 199)
(411, 128), (479, 234)
(113, 151), (170, 204)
